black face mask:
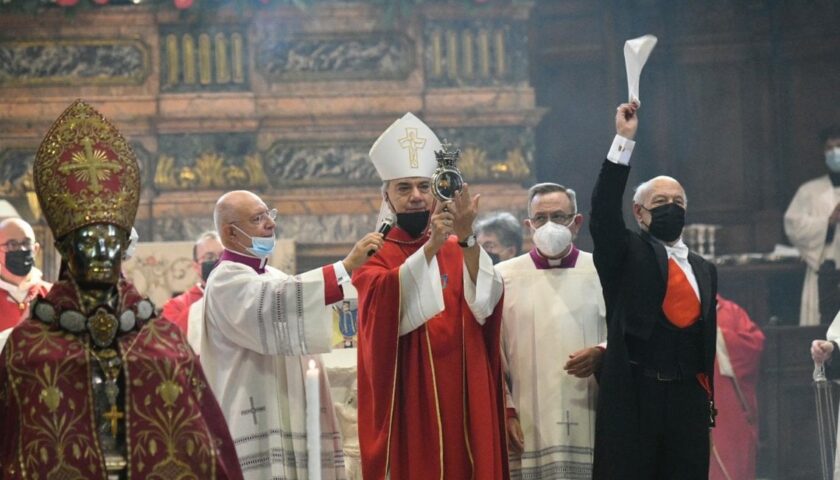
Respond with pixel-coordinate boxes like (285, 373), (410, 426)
(487, 252), (501, 265)
(5, 250), (34, 277)
(645, 203), (686, 243)
(200, 259), (217, 283)
(396, 211), (430, 239)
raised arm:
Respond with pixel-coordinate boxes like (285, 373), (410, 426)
(589, 103), (639, 276)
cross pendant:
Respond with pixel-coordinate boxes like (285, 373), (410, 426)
(103, 404), (124, 437)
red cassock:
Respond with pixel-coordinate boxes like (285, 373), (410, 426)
(710, 295), (765, 480)
(352, 228), (509, 480)
(0, 280), (243, 479)
(0, 282), (50, 331)
(161, 283), (204, 335)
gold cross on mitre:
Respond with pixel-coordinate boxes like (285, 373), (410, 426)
(59, 136), (121, 194)
(398, 128), (427, 168)
(103, 404), (124, 437)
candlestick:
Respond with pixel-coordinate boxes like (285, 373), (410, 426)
(306, 359), (321, 480)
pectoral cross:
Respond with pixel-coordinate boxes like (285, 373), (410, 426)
(398, 128), (427, 168)
(59, 136), (121, 194)
(557, 410), (578, 436)
(103, 404), (124, 437)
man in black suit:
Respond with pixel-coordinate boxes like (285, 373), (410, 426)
(590, 102), (718, 479)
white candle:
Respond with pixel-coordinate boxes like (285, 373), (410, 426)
(306, 359), (321, 480)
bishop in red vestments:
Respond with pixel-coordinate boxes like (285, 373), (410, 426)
(353, 112), (508, 480)
(710, 295), (765, 480)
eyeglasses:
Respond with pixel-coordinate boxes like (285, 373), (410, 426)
(0, 238), (33, 252)
(530, 211), (576, 228)
(247, 208), (278, 226)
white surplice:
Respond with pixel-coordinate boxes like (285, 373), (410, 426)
(784, 175), (840, 326)
(498, 251), (606, 480)
(201, 260), (345, 480)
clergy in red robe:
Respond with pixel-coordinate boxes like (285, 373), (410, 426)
(0, 217), (52, 332)
(709, 295), (765, 480)
(353, 113), (508, 480)
(161, 230), (223, 335)
(0, 100), (242, 480)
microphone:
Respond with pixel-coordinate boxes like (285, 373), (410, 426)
(368, 215), (395, 256)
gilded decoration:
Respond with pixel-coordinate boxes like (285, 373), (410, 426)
(424, 20), (529, 87)
(436, 126), (534, 181)
(153, 133), (267, 191)
(33, 100), (140, 239)
(0, 39), (150, 87)
(154, 152), (267, 190)
(160, 25), (248, 93)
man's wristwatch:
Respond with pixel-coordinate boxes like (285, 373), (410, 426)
(458, 234), (476, 248)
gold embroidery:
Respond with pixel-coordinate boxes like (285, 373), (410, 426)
(398, 128), (427, 169)
(60, 137), (121, 194)
(33, 101), (141, 239)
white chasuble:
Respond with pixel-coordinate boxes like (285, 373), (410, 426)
(498, 251), (606, 480)
(201, 260), (345, 480)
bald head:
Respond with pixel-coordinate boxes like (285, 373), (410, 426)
(632, 176), (688, 242)
(0, 217), (39, 283)
(633, 176), (686, 207)
(0, 218), (35, 243)
(214, 190), (276, 254)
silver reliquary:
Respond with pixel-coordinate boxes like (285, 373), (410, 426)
(431, 141), (464, 202)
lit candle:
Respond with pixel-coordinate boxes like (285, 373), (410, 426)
(306, 359), (321, 480)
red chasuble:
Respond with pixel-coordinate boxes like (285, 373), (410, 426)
(710, 295), (765, 480)
(161, 283), (204, 335)
(0, 282), (50, 331)
(352, 227), (509, 480)
(0, 280), (243, 480)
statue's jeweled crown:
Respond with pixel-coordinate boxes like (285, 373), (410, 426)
(34, 100), (140, 239)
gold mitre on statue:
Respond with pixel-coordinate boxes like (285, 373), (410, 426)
(369, 112), (442, 181)
(33, 100), (140, 239)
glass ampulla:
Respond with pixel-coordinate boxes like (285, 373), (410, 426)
(431, 140), (464, 202)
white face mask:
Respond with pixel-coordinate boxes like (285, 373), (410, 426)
(233, 224), (276, 258)
(532, 221), (573, 258)
(826, 147), (840, 173)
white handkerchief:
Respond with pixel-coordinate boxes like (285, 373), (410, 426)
(624, 34), (658, 105)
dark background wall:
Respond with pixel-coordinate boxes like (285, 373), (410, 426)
(529, 0), (840, 255)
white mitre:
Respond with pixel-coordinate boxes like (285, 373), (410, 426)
(369, 112), (442, 181)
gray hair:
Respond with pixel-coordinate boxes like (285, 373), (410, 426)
(527, 183), (577, 217)
(193, 231), (221, 261)
(475, 212), (523, 254)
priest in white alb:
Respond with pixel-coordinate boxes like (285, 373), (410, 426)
(498, 182), (606, 479)
(200, 190), (384, 479)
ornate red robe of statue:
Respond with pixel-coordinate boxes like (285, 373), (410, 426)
(0, 100), (243, 479)
(710, 295), (765, 480)
(353, 227), (508, 480)
(0, 280), (243, 479)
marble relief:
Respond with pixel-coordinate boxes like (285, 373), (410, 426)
(0, 40), (149, 85)
(256, 33), (415, 81)
(263, 142), (378, 185)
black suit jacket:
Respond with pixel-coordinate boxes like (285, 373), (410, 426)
(589, 159), (718, 473)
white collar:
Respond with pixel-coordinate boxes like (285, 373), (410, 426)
(663, 238), (690, 261)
